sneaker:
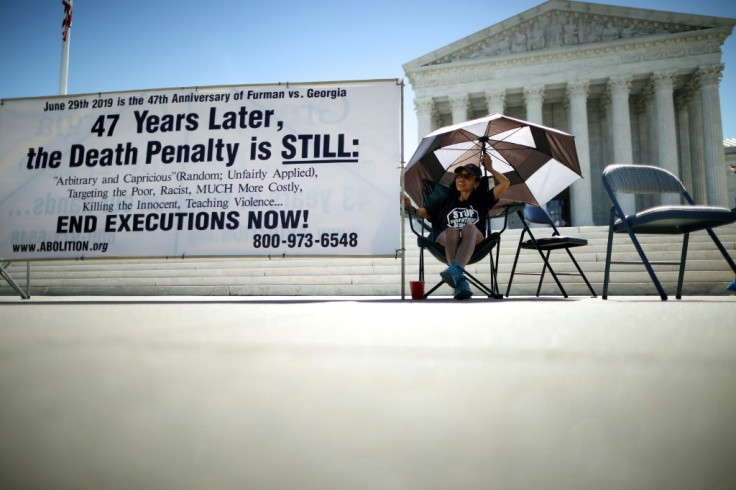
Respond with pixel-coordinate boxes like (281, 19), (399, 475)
(440, 263), (463, 288)
(727, 278), (736, 292)
(453, 277), (473, 300)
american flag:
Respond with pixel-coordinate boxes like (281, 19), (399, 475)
(62, 0), (72, 42)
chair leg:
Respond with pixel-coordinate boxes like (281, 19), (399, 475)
(565, 248), (597, 297)
(623, 225), (668, 301)
(505, 232), (526, 297)
(602, 208), (615, 300)
(488, 247), (497, 297)
(603, 206), (668, 300)
(676, 233), (689, 300)
(488, 252), (501, 298)
(705, 227), (736, 274)
(424, 280), (444, 298)
(494, 240), (503, 296)
(464, 270), (499, 298)
(419, 249), (425, 282)
(535, 250), (550, 297)
(542, 255), (568, 298)
(417, 249), (442, 299)
(531, 247), (593, 298)
(526, 234), (568, 298)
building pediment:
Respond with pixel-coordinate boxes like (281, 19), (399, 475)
(404, 0), (735, 70)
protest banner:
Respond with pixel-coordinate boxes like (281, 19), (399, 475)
(0, 79), (403, 260)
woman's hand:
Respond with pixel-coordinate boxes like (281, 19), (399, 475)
(402, 193), (429, 219)
(402, 193), (413, 208)
(481, 152), (493, 170)
(481, 152), (510, 199)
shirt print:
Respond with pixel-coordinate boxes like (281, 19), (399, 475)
(446, 206), (479, 229)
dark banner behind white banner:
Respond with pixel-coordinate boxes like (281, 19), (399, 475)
(0, 79), (402, 260)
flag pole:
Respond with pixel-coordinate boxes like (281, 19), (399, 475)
(59, 33), (70, 95)
(59, 0), (72, 95)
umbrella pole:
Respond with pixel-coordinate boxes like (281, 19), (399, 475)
(480, 140), (488, 178)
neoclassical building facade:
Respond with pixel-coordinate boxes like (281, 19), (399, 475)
(403, 0), (736, 225)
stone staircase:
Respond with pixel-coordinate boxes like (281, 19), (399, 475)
(2, 222), (736, 298)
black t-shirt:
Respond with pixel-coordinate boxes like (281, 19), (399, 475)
(425, 177), (498, 235)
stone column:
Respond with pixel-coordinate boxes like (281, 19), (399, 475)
(634, 95), (648, 164)
(635, 85), (659, 209)
(414, 97), (435, 139)
(449, 94), (469, 125)
(642, 84), (658, 167)
(652, 71), (680, 205)
(696, 64), (728, 205)
(485, 89), (506, 115)
(524, 85), (545, 124)
(686, 79), (707, 203)
(601, 95), (613, 173)
(567, 80), (593, 225)
(675, 90), (693, 194)
(607, 75), (635, 213)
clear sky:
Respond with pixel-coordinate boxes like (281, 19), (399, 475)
(1, 0), (735, 158)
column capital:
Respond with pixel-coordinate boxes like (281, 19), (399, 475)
(679, 80), (698, 101)
(485, 90), (506, 115)
(523, 85), (545, 103)
(674, 90), (692, 112)
(652, 70), (677, 91)
(696, 64), (724, 88)
(607, 75), (632, 95)
(448, 93), (469, 107)
(414, 97), (437, 138)
(641, 83), (654, 99)
(484, 90), (506, 103)
(637, 83), (655, 110)
(414, 97), (434, 113)
(566, 80), (590, 99)
(432, 109), (442, 128)
(684, 73), (702, 93)
(484, 89), (506, 100)
(449, 93), (470, 124)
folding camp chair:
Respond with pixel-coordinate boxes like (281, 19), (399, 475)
(602, 164), (736, 300)
(406, 180), (515, 299)
(505, 204), (596, 298)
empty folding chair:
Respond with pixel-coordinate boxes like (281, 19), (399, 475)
(505, 204), (597, 298)
(601, 164), (736, 300)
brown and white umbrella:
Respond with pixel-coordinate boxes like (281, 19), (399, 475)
(405, 113), (582, 213)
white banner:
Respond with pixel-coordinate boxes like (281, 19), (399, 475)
(0, 79), (402, 260)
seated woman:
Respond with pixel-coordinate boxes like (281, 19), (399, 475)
(404, 153), (510, 299)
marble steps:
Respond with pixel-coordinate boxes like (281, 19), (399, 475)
(2, 223), (735, 297)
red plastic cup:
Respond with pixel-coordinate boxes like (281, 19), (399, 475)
(410, 281), (425, 300)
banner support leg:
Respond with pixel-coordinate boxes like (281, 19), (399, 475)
(1, 262), (30, 299)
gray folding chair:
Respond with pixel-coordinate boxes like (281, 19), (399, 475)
(601, 164), (736, 300)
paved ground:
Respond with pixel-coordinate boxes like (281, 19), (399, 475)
(1, 295), (735, 489)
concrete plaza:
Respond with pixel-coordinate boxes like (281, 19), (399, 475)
(1, 295), (735, 489)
